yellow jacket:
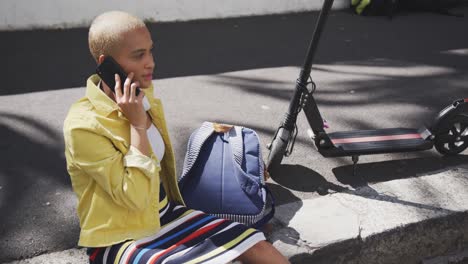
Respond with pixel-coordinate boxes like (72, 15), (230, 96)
(63, 75), (184, 247)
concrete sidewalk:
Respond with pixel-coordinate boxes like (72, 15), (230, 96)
(5, 166), (468, 263)
(1, 6), (468, 264)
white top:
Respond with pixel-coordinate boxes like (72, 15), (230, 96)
(147, 124), (165, 161)
(142, 97), (164, 160)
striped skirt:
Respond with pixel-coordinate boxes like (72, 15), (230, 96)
(87, 187), (266, 264)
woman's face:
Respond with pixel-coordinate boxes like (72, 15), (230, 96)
(113, 26), (155, 89)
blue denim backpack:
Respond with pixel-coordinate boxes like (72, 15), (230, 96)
(178, 122), (275, 228)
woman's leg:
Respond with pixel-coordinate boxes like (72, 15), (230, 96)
(236, 240), (290, 264)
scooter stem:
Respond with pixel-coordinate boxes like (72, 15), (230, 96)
(300, 0), (335, 83)
(282, 0), (335, 130)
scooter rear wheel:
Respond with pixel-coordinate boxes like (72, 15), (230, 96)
(266, 128), (289, 172)
(435, 115), (468, 155)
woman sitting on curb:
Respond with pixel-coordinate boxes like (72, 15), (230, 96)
(63, 10), (289, 264)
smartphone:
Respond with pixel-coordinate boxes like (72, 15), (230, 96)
(96, 56), (140, 96)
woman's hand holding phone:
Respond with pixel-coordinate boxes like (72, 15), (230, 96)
(114, 72), (147, 130)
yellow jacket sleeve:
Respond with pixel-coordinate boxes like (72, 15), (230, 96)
(65, 126), (160, 212)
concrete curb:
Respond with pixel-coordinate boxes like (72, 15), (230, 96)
(269, 167), (468, 264)
(270, 211), (468, 264)
(3, 249), (87, 264)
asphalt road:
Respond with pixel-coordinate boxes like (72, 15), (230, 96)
(1, 6), (468, 262)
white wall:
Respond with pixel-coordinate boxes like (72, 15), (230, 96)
(0, 0), (348, 30)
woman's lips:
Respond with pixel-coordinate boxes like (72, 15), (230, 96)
(143, 74), (153, 80)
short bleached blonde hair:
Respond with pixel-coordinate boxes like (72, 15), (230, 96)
(88, 11), (146, 62)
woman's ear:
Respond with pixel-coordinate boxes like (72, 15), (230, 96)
(98, 54), (105, 65)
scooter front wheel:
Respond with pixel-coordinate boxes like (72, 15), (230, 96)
(435, 115), (468, 155)
(267, 128), (290, 172)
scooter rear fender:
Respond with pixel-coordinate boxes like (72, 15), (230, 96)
(431, 98), (468, 134)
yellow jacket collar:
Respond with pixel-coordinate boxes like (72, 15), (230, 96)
(86, 74), (155, 116)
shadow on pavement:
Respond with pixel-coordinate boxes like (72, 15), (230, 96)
(0, 113), (77, 262)
(1, 7), (467, 95)
(333, 154), (468, 215)
(269, 164), (347, 195)
(207, 63), (467, 130)
(266, 182), (303, 207)
(333, 154), (468, 187)
(270, 156), (465, 214)
(263, 182), (303, 248)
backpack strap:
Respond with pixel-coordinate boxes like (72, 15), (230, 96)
(251, 184), (276, 229)
(230, 126), (276, 228)
(229, 126), (244, 167)
(179, 122), (215, 186)
(229, 126), (262, 195)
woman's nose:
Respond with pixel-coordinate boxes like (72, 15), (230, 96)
(145, 54), (155, 70)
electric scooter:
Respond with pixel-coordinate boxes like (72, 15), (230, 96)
(266, 0), (468, 174)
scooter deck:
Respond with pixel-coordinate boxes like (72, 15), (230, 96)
(320, 128), (433, 157)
